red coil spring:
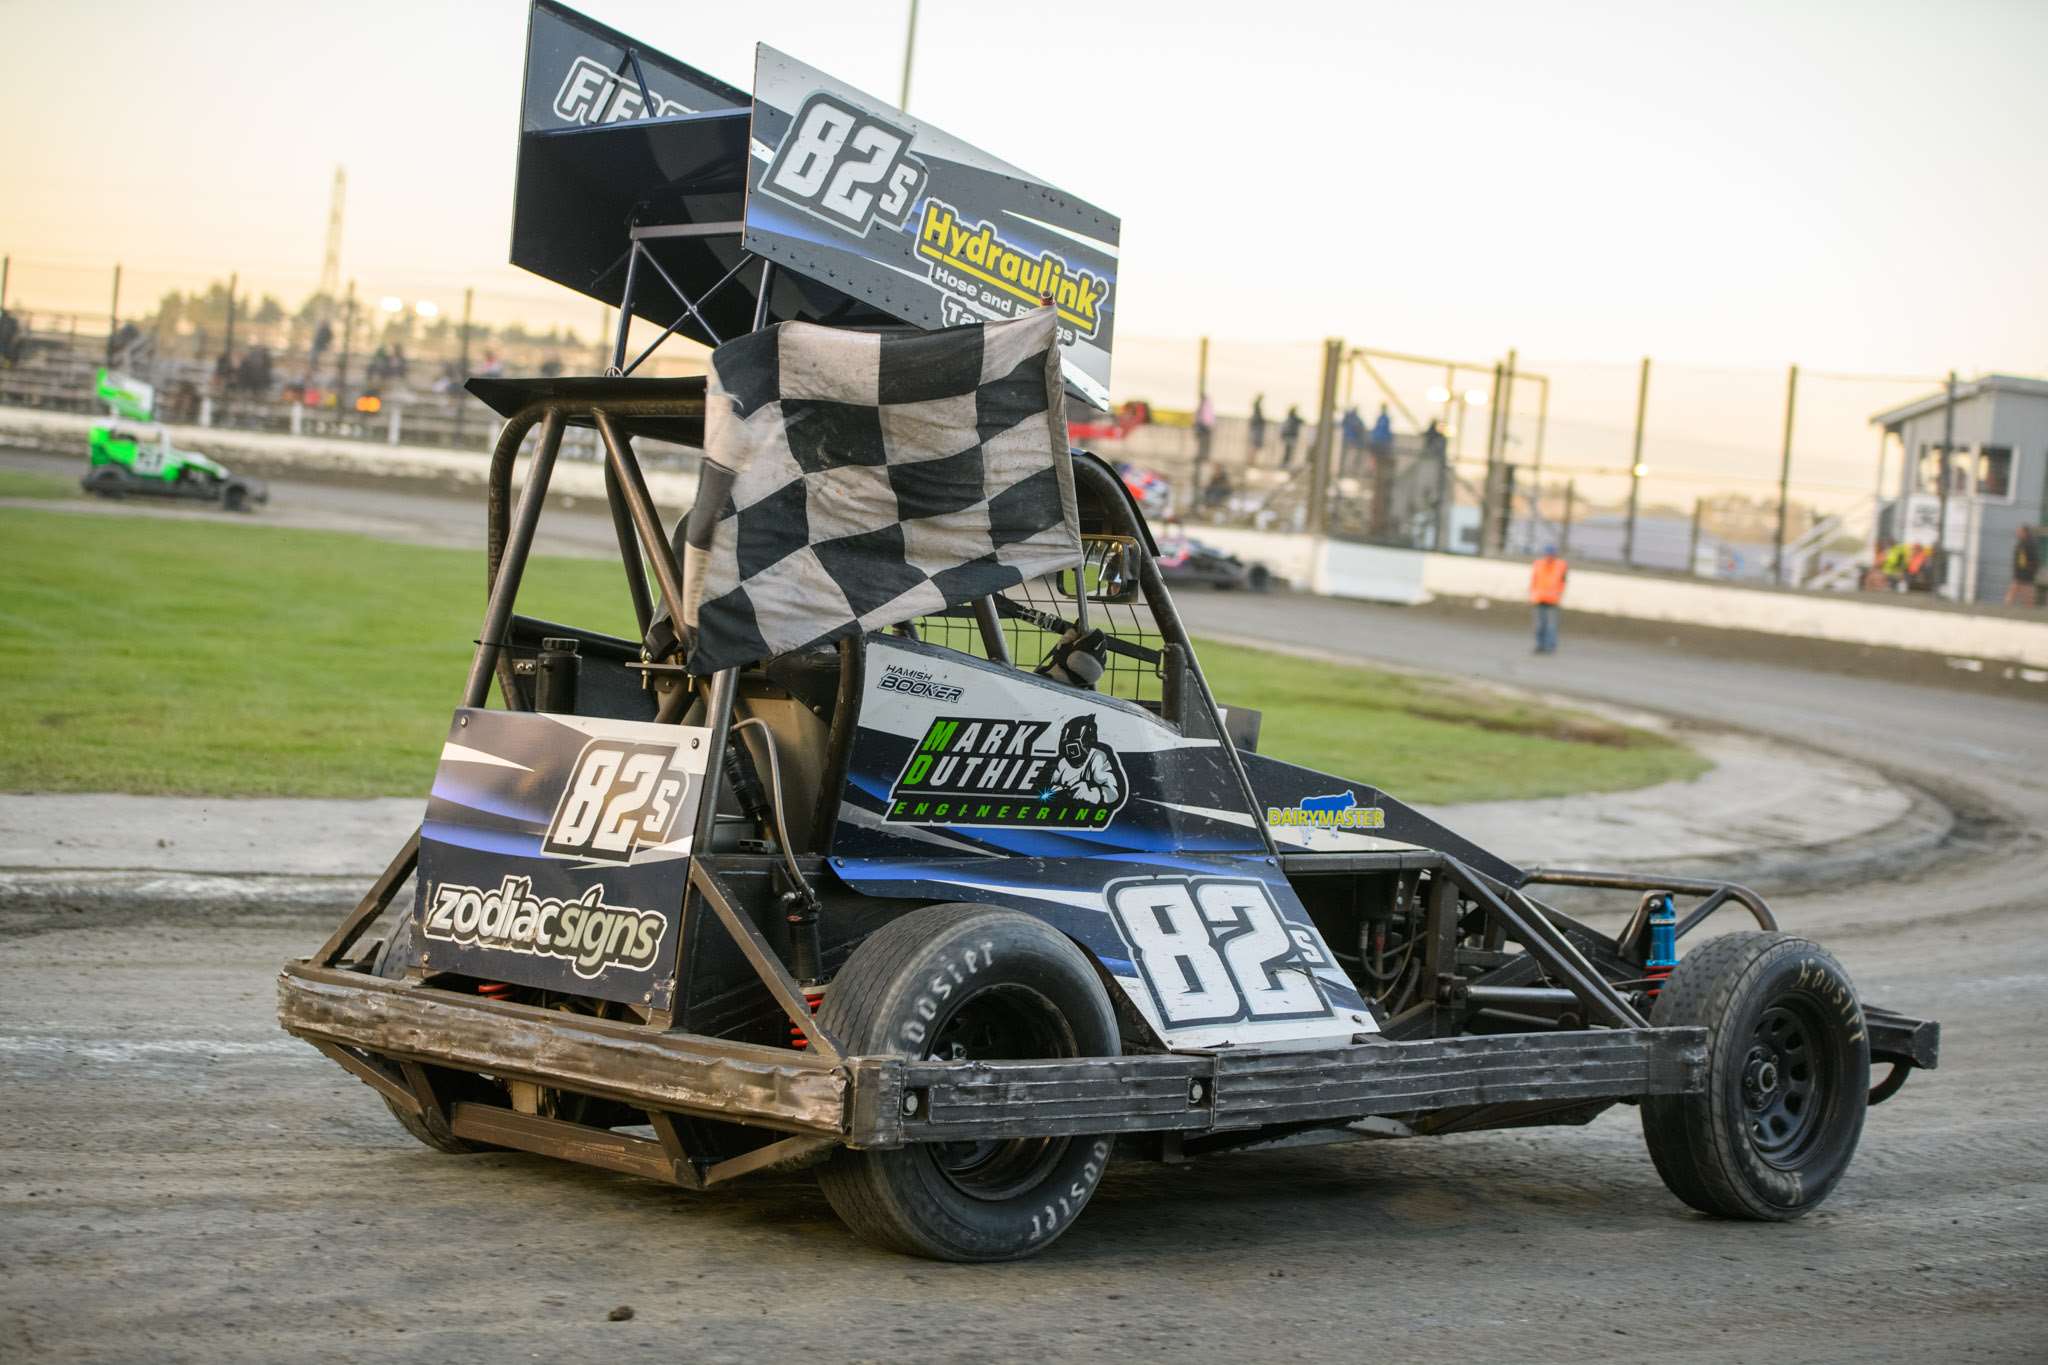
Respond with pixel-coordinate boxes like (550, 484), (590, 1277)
(476, 982), (515, 1000)
(790, 986), (826, 1048)
(1643, 965), (1672, 1000)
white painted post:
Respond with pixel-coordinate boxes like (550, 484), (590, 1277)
(289, 402), (303, 437)
(388, 405), (402, 446)
(199, 396), (213, 427)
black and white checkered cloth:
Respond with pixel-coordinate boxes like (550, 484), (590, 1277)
(679, 305), (1078, 674)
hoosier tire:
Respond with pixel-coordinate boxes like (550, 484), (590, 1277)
(815, 903), (1120, 1261)
(1642, 931), (1869, 1220)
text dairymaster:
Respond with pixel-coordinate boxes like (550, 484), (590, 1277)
(422, 875), (664, 979)
(886, 714), (1128, 829)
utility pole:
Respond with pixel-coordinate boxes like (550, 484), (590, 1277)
(1688, 497), (1704, 577)
(1193, 334), (1211, 492)
(107, 263), (122, 363)
(1561, 479), (1576, 556)
(1305, 338), (1343, 539)
(336, 281), (356, 409)
(1623, 356), (1651, 568)
(1, 255), (9, 311)
(455, 287), (475, 443)
(1935, 370), (1957, 599)
(1772, 363), (1799, 586)
(1497, 348), (1516, 552)
(898, 0), (920, 110)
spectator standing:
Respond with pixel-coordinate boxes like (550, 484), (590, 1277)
(1340, 406), (1366, 478)
(1420, 418), (1446, 462)
(2009, 526), (2040, 607)
(1248, 395), (1267, 462)
(1193, 391), (1216, 486)
(1529, 544), (1568, 654)
(1369, 403), (1393, 463)
(1279, 404), (1304, 468)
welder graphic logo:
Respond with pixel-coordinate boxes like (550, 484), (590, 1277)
(886, 715), (1128, 829)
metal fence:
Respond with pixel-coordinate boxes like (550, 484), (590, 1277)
(2, 254), (2022, 601)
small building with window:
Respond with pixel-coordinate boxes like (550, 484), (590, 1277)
(1872, 374), (2048, 603)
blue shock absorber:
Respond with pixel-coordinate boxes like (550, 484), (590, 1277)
(1645, 893), (1679, 998)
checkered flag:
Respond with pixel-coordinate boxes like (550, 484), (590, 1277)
(679, 305), (1079, 674)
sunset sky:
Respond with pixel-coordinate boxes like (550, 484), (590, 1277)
(3, 0), (2042, 501)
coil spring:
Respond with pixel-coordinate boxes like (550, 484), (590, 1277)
(790, 986), (826, 1048)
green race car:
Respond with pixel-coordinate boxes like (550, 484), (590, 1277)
(83, 369), (268, 512)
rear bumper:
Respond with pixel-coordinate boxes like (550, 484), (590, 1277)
(279, 962), (1709, 1150)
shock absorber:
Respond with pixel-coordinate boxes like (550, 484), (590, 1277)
(1644, 893), (1679, 999)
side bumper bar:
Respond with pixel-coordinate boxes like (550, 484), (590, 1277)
(282, 962), (1709, 1155)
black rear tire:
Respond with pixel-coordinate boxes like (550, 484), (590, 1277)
(222, 483), (248, 513)
(1642, 932), (1869, 1220)
(815, 903), (1119, 1261)
(370, 916), (481, 1154)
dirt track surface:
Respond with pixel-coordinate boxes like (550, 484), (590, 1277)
(4, 450), (2047, 1362)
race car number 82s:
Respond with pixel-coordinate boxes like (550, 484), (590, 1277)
(1108, 877), (1333, 1027)
(762, 91), (928, 236)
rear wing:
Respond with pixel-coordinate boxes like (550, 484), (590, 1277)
(510, 1), (1119, 406)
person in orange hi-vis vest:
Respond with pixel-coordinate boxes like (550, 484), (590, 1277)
(1529, 545), (1568, 654)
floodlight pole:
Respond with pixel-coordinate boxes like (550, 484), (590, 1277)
(899, 0), (920, 110)
(1772, 363), (1798, 586)
(1479, 361), (1504, 553)
(107, 263), (121, 364)
(1623, 356), (1650, 568)
(223, 272), (239, 371)
(1, 255), (9, 311)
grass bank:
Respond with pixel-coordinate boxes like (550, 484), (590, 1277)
(0, 507), (1703, 801)
(0, 468), (78, 499)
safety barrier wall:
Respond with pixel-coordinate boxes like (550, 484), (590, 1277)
(1189, 525), (2048, 668)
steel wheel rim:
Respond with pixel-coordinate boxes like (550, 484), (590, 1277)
(923, 983), (1074, 1202)
(1742, 1000), (1835, 1167)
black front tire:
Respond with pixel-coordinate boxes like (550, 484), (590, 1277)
(1642, 932), (1869, 1220)
(815, 903), (1119, 1261)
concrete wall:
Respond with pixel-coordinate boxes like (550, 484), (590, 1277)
(1192, 524), (2048, 667)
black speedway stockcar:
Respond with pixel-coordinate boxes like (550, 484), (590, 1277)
(277, 1), (1939, 1262)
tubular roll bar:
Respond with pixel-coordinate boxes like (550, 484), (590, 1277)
(1523, 867), (1778, 955)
